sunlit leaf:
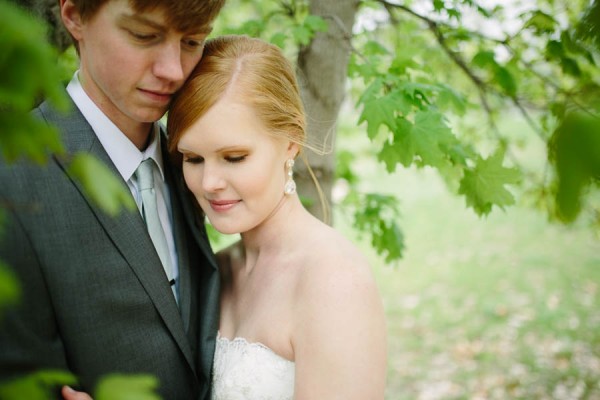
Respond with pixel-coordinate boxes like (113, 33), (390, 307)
(459, 149), (521, 216)
(523, 10), (557, 34)
(66, 153), (136, 217)
(95, 374), (161, 400)
(410, 110), (459, 169)
(378, 117), (414, 171)
(0, 111), (65, 164)
(303, 15), (328, 34)
(0, 370), (77, 400)
(575, 0), (600, 50)
(358, 93), (400, 139)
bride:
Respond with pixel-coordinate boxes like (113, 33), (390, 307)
(63, 34), (386, 400)
(169, 34), (387, 399)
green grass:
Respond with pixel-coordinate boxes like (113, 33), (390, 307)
(334, 126), (600, 399)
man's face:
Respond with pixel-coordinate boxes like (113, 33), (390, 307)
(63, 0), (210, 135)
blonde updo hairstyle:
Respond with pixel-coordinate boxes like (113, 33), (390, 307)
(168, 35), (306, 162)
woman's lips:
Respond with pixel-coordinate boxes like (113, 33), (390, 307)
(208, 199), (240, 212)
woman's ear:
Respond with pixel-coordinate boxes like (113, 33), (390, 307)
(286, 142), (300, 160)
(60, 0), (84, 41)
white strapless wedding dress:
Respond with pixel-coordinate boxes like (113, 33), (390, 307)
(211, 334), (295, 400)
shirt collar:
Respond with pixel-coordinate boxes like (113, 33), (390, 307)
(66, 71), (165, 182)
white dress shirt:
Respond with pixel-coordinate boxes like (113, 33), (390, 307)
(66, 72), (180, 289)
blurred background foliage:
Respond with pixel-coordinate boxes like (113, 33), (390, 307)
(1, 0), (599, 398)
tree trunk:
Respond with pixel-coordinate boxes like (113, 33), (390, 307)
(296, 0), (358, 223)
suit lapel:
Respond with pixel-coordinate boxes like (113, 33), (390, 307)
(40, 99), (197, 373)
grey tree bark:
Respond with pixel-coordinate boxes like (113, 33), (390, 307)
(296, 0), (359, 222)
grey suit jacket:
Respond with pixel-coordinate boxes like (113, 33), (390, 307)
(0, 97), (219, 399)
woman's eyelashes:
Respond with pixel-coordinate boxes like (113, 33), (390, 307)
(182, 153), (247, 164)
(183, 155), (204, 164)
(225, 154), (247, 163)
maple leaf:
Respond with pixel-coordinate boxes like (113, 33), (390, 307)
(378, 117), (413, 172)
(358, 93), (399, 139)
(409, 110), (459, 169)
(458, 149), (521, 216)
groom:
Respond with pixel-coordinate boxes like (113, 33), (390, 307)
(0, 0), (225, 398)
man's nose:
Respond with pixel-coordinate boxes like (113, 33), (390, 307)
(153, 41), (184, 83)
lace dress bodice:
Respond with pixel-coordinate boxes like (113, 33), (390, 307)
(211, 334), (295, 400)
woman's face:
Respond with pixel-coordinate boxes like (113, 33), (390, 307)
(177, 96), (296, 234)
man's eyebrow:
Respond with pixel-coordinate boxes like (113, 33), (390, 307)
(118, 13), (214, 35)
(118, 13), (167, 31)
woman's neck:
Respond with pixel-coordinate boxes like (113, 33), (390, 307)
(239, 194), (306, 273)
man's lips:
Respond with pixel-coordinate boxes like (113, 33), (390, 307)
(207, 199), (241, 212)
(139, 88), (173, 103)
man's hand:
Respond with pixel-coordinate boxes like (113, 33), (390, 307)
(62, 386), (93, 400)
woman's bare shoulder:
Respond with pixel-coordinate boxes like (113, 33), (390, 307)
(293, 222), (377, 302)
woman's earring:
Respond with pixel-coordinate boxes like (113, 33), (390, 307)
(284, 159), (296, 195)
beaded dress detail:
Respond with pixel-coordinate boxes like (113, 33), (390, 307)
(211, 334), (295, 400)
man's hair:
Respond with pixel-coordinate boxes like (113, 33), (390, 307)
(66, 0), (226, 32)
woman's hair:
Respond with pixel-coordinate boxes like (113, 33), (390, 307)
(168, 35), (306, 160)
(167, 34), (329, 221)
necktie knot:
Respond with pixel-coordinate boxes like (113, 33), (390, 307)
(136, 158), (155, 191)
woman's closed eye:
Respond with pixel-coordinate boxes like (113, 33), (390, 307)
(225, 154), (247, 163)
(183, 155), (204, 164)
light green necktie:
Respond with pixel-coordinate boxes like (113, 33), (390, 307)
(136, 158), (178, 303)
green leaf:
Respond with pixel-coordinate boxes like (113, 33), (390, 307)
(231, 19), (265, 37)
(303, 15), (329, 34)
(0, 259), (21, 319)
(358, 93), (399, 139)
(66, 153), (137, 217)
(523, 10), (557, 35)
(549, 110), (600, 222)
(399, 82), (438, 106)
(292, 25), (312, 46)
(472, 50), (496, 68)
(436, 84), (467, 116)
(494, 66), (517, 97)
(0, 2), (69, 112)
(0, 370), (77, 400)
(363, 40), (391, 56)
(575, 0), (600, 50)
(95, 374), (161, 400)
(352, 193), (404, 263)
(560, 57), (581, 77)
(336, 150), (360, 184)
(447, 8), (461, 20)
(0, 111), (65, 164)
(269, 32), (287, 49)
(410, 110), (459, 169)
(458, 149), (521, 216)
(0, 2), (69, 164)
(372, 220), (405, 263)
(545, 40), (564, 59)
(378, 117), (413, 171)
